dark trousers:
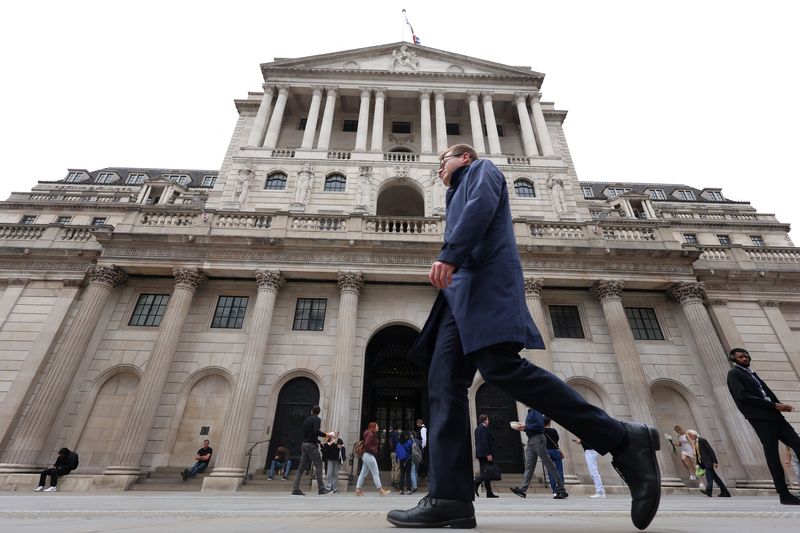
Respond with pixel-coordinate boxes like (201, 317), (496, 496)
(39, 466), (70, 487)
(292, 442), (324, 491)
(703, 466), (729, 495)
(427, 302), (626, 501)
(474, 457), (494, 495)
(399, 458), (412, 492)
(749, 417), (800, 496)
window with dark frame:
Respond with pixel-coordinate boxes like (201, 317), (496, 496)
(707, 191), (724, 201)
(717, 234), (731, 245)
(211, 296), (249, 329)
(298, 118), (307, 130)
(581, 187), (594, 199)
(514, 179), (536, 198)
(20, 215), (37, 224)
(129, 294), (170, 327)
(549, 305), (585, 338)
(649, 189), (666, 200)
(342, 120), (358, 132)
(677, 190), (696, 201)
(201, 175), (217, 187)
(293, 298), (327, 331)
(749, 235), (765, 246)
(683, 233), (698, 244)
(625, 307), (664, 340)
(324, 174), (346, 192)
(392, 121), (412, 134)
(265, 172), (287, 190)
(446, 123), (460, 135)
(127, 173), (146, 185)
(56, 216), (72, 225)
(65, 172), (83, 183)
(91, 217), (107, 226)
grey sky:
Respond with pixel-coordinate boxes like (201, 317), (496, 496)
(1, 0), (797, 239)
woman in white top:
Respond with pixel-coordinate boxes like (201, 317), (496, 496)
(669, 425), (698, 480)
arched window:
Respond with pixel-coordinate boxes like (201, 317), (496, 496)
(265, 172), (287, 190)
(514, 179), (535, 198)
(324, 173), (346, 192)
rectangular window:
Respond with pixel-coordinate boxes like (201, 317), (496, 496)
(342, 119), (358, 132)
(607, 187), (631, 197)
(129, 294), (170, 327)
(211, 296), (249, 329)
(91, 217), (107, 226)
(683, 233), (698, 244)
(581, 187), (594, 199)
(201, 175), (217, 187)
(750, 235), (765, 246)
(127, 173), (146, 185)
(678, 190), (696, 200)
(96, 172), (115, 184)
(392, 121), (412, 134)
(717, 234), (731, 245)
(292, 298), (327, 331)
(56, 216), (72, 225)
(649, 189), (666, 200)
(20, 215), (37, 224)
(298, 118), (307, 130)
(65, 172), (83, 183)
(446, 123), (460, 135)
(707, 191), (724, 201)
(549, 305), (585, 339)
(625, 307), (665, 340)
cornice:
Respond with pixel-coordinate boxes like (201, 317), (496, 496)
(262, 66), (543, 85)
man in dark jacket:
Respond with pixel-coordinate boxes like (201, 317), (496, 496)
(511, 407), (567, 499)
(291, 405), (333, 496)
(727, 348), (800, 504)
(686, 430), (730, 497)
(388, 145), (661, 531)
(472, 414), (498, 498)
(35, 447), (78, 492)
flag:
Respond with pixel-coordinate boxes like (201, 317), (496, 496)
(402, 9), (421, 45)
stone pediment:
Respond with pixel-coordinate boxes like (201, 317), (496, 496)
(262, 42), (543, 82)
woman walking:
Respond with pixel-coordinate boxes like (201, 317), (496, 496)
(355, 422), (391, 496)
(668, 425), (698, 481)
(396, 430), (413, 494)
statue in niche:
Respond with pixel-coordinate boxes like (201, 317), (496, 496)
(390, 45), (419, 70)
(292, 163), (314, 206)
(233, 164), (255, 205)
(354, 166), (373, 212)
(430, 170), (446, 215)
(546, 173), (568, 217)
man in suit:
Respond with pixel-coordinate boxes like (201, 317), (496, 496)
(387, 144), (662, 531)
(685, 429), (730, 497)
(472, 414), (498, 498)
(511, 407), (568, 499)
(727, 347), (800, 504)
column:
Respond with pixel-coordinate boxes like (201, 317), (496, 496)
(246, 84), (275, 147)
(300, 86), (323, 149)
(434, 90), (448, 152)
(530, 92), (554, 156)
(315, 86), (338, 151)
(105, 268), (206, 476)
(481, 92), (502, 155)
(522, 278), (553, 371)
(419, 90), (433, 153)
(466, 91), (486, 154)
(589, 280), (680, 483)
(515, 92), (538, 157)
(0, 267), (127, 470)
(263, 85), (290, 150)
(760, 300), (800, 379)
(370, 88), (386, 152)
(354, 88), (371, 151)
(669, 282), (771, 481)
(203, 271), (286, 491)
(705, 299), (746, 355)
(328, 272), (363, 440)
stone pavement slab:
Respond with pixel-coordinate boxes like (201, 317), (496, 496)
(0, 492), (798, 532)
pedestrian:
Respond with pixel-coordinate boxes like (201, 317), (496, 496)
(667, 425), (698, 481)
(686, 429), (731, 497)
(574, 437), (606, 498)
(543, 417), (566, 495)
(355, 421), (391, 496)
(396, 430), (413, 495)
(472, 414), (499, 498)
(416, 419), (428, 477)
(785, 445), (800, 488)
(727, 348), (800, 504)
(389, 424), (401, 488)
(34, 447), (79, 492)
(409, 430), (421, 494)
(511, 407), (568, 499)
(180, 439), (212, 481)
(291, 405), (333, 496)
(387, 145), (661, 531)
(322, 431), (344, 493)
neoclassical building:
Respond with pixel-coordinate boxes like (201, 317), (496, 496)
(0, 42), (798, 492)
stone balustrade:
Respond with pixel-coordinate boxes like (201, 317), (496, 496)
(697, 247), (731, 261)
(662, 211), (764, 222)
(140, 212), (197, 226)
(0, 224), (45, 240)
(327, 151), (351, 160)
(270, 149), (295, 158)
(214, 214), (272, 229)
(602, 226), (656, 241)
(11, 193), (128, 203)
(364, 216), (440, 234)
(745, 247), (800, 263)
(290, 216), (347, 232)
(383, 152), (419, 162)
(59, 227), (94, 241)
(529, 223), (585, 239)
(507, 156), (531, 165)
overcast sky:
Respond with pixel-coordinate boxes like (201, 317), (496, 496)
(1, 1), (797, 240)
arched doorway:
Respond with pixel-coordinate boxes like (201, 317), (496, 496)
(651, 383), (701, 477)
(360, 325), (427, 470)
(266, 377), (320, 469)
(170, 374), (231, 467)
(565, 382), (616, 483)
(376, 183), (425, 217)
(475, 382), (524, 473)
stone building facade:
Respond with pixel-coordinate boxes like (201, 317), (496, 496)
(0, 42), (798, 492)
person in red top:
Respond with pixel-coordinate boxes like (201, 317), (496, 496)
(355, 422), (391, 496)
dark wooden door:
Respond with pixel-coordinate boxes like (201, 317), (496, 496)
(266, 377), (320, 468)
(475, 382), (524, 473)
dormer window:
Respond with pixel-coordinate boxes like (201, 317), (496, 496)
(607, 187), (631, 198)
(581, 187), (594, 199)
(649, 189), (666, 200)
(677, 190), (696, 201)
(201, 175), (217, 187)
(96, 172), (116, 184)
(127, 173), (146, 185)
(164, 174), (191, 186)
(707, 191), (724, 202)
(65, 172), (84, 183)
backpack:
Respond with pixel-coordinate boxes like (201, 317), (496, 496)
(411, 441), (422, 465)
(354, 439), (366, 458)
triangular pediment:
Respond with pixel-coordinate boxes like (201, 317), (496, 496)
(262, 42), (544, 81)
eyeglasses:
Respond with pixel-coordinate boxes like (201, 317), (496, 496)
(438, 153), (463, 167)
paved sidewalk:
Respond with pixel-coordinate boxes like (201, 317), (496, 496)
(0, 492), (798, 532)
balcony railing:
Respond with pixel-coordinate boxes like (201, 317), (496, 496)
(0, 224), (46, 240)
(290, 216), (347, 232)
(383, 152), (419, 162)
(529, 223), (585, 239)
(365, 217), (441, 234)
(745, 247), (800, 263)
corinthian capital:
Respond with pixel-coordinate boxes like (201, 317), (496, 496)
(590, 280), (624, 302)
(276, 84), (291, 97)
(418, 89), (432, 100)
(668, 282), (706, 305)
(359, 87), (372, 98)
(88, 265), (128, 288)
(256, 270), (286, 292)
(514, 91), (531, 103)
(337, 271), (364, 294)
(466, 90), (480, 103)
(433, 89), (447, 101)
(524, 278), (544, 297)
(373, 87), (388, 98)
(261, 83), (276, 94)
(172, 268), (206, 291)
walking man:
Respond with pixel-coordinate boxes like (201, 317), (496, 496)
(685, 429), (730, 497)
(575, 437), (606, 498)
(511, 407), (568, 499)
(291, 405), (333, 496)
(473, 414), (498, 498)
(727, 348), (800, 504)
(387, 145), (661, 531)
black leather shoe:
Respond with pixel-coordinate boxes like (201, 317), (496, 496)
(611, 422), (661, 530)
(510, 487), (526, 498)
(486, 492), (499, 498)
(291, 489), (305, 496)
(553, 490), (569, 499)
(780, 493), (800, 505)
(702, 490), (712, 497)
(718, 492), (731, 497)
(387, 495), (476, 528)
(474, 480), (480, 497)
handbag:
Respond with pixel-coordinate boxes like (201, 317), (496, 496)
(695, 464), (705, 478)
(483, 463), (502, 481)
(545, 432), (565, 459)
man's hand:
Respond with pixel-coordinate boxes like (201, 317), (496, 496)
(775, 403), (795, 412)
(713, 463), (718, 469)
(429, 261), (455, 289)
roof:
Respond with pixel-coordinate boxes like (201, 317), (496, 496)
(50, 167), (218, 187)
(578, 181), (746, 204)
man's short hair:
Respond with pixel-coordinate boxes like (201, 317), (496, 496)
(729, 347), (749, 362)
(311, 405), (321, 415)
(416, 419), (424, 425)
(478, 414), (488, 423)
(438, 144), (479, 163)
